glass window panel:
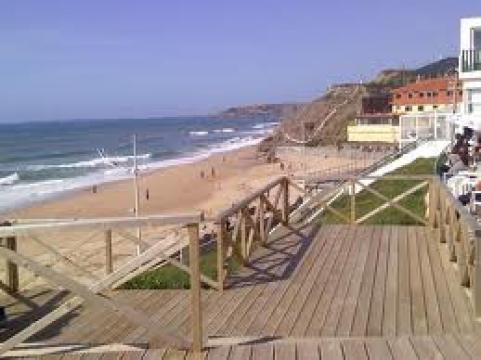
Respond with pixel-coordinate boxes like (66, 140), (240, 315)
(474, 28), (481, 50)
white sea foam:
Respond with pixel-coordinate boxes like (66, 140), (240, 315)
(252, 121), (279, 129)
(26, 153), (152, 171)
(213, 128), (235, 133)
(189, 131), (209, 136)
(0, 172), (19, 186)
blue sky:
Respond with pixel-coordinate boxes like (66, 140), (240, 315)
(1, 1), (480, 123)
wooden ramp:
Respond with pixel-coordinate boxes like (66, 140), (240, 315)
(1, 224), (480, 358)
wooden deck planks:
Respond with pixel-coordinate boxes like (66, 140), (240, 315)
(289, 226), (349, 336)
(261, 226), (329, 335)
(417, 228), (443, 335)
(410, 336), (444, 359)
(304, 226), (358, 336)
(336, 226), (373, 336)
(435, 229), (474, 334)
(275, 226), (337, 335)
(365, 338), (393, 360)
(350, 226), (382, 336)
(366, 226), (390, 336)
(397, 228), (412, 335)
(382, 225), (399, 336)
(425, 227), (458, 334)
(245, 226), (321, 336)
(408, 226), (428, 335)
(341, 339), (369, 360)
(321, 226), (370, 336)
(4, 224), (478, 355)
(29, 335), (481, 360)
(388, 337), (418, 360)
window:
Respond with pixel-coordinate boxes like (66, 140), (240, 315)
(473, 28), (481, 50)
(395, 94), (401, 99)
(468, 89), (481, 114)
(418, 105), (424, 112)
(408, 93), (413, 99)
(405, 106), (412, 112)
(419, 92), (425, 98)
(433, 105), (438, 110)
(459, 90), (463, 96)
(433, 91), (438, 97)
(447, 90), (453, 97)
(427, 92), (432, 97)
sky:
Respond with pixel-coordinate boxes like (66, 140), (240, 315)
(1, 1), (481, 123)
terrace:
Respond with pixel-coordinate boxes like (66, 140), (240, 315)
(1, 153), (481, 359)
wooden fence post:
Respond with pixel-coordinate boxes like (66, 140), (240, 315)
(473, 230), (481, 317)
(187, 223), (202, 353)
(259, 196), (266, 244)
(216, 220), (225, 292)
(240, 211), (247, 263)
(1, 221), (19, 293)
(428, 178), (436, 228)
(350, 179), (356, 224)
(282, 178), (289, 225)
(105, 229), (113, 274)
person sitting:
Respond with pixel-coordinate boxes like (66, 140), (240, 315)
(458, 180), (481, 207)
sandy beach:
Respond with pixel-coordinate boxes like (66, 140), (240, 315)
(8, 145), (372, 221)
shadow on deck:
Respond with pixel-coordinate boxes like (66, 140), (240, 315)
(1, 224), (480, 356)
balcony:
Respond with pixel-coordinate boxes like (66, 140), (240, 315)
(461, 49), (481, 72)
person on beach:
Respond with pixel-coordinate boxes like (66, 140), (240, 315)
(145, 189), (150, 201)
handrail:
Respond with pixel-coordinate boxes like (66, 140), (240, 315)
(0, 213), (202, 236)
(216, 176), (301, 289)
(217, 177), (286, 220)
(437, 180), (481, 235)
(430, 177), (481, 317)
(0, 213), (206, 354)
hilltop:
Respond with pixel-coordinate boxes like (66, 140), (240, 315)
(218, 103), (303, 119)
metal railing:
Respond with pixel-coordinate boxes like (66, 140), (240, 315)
(461, 49), (481, 73)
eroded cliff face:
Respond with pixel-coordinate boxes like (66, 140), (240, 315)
(257, 83), (368, 155)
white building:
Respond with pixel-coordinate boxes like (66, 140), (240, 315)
(459, 17), (481, 130)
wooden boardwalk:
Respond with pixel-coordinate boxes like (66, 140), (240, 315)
(26, 335), (481, 360)
(2, 224), (480, 358)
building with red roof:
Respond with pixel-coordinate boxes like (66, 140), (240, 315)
(392, 76), (462, 114)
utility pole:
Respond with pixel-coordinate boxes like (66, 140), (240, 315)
(133, 134), (142, 255)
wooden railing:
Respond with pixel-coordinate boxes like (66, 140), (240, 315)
(0, 214), (205, 354)
(215, 176), (305, 290)
(430, 177), (481, 317)
(293, 172), (481, 318)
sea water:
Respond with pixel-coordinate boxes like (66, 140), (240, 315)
(0, 116), (278, 213)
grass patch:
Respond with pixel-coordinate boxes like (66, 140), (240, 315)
(122, 248), (241, 290)
(321, 157), (436, 225)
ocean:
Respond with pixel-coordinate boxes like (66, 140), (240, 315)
(0, 116), (278, 213)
